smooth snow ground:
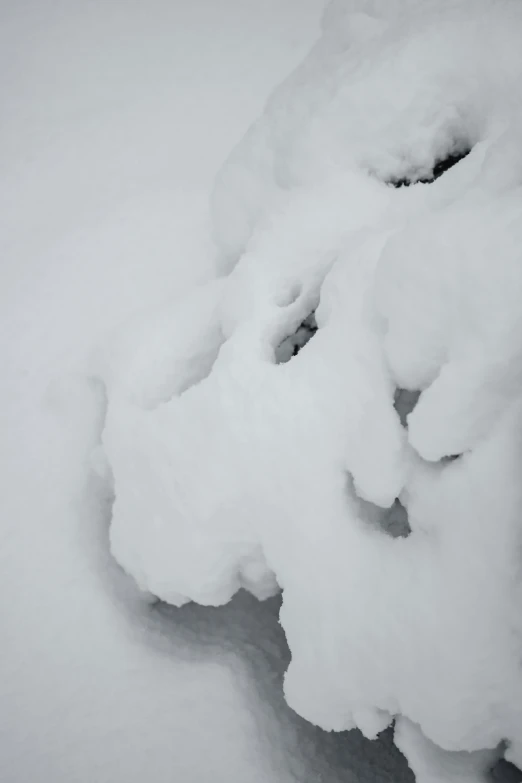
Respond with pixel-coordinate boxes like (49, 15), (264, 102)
(0, 1), (415, 781)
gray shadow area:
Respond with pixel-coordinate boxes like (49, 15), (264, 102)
(148, 592), (413, 783)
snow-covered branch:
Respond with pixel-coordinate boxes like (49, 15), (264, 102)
(99, 1), (522, 778)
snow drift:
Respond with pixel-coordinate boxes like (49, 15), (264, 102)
(98, 0), (522, 778)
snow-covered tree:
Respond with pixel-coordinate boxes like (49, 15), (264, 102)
(99, 1), (522, 778)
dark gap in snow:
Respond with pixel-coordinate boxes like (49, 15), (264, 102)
(387, 146), (472, 188)
(394, 388), (421, 427)
(359, 495), (411, 539)
(348, 474), (411, 538)
(379, 498), (411, 538)
(440, 453), (463, 464)
(491, 760), (522, 783)
(275, 311), (318, 364)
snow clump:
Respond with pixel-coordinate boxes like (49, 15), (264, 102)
(98, 0), (522, 778)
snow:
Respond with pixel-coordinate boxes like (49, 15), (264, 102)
(394, 719), (500, 783)
(376, 192), (522, 461)
(98, 0), (522, 780)
(0, 2), (386, 782)
(4, 0), (522, 780)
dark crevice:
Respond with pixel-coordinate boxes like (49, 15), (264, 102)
(491, 760), (522, 783)
(387, 147), (472, 189)
(440, 453), (463, 464)
(275, 311), (318, 364)
(359, 496), (411, 539)
(378, 498), (411, 538)
(393, 388), (421, 427)
(348, 474), (411, 539)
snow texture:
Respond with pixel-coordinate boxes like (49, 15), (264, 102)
(98, 0), (522, 780)
(1, 2), (395, 782)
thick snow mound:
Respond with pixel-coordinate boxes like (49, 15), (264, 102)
(211, 0), (522, 270)
(99, 0), (522, 779)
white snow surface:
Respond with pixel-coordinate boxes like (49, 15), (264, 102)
(100, 0), (522, 779)
(0, 2), (381, 783)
